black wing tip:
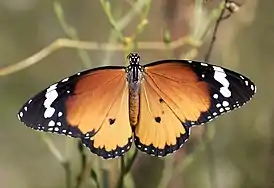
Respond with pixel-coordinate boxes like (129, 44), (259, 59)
(81, 137), (133, 159)
(134, 132), (190, 157)
(188, 90), (256, 128)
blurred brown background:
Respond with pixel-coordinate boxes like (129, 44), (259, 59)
(0, 0), (272, 188)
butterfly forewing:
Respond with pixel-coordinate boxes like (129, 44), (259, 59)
(17, 69), (97, 138)
(18, 66), (133, 159)
(143, 60), (256, 127)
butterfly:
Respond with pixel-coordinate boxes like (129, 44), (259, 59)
(17, 53), (256, 159)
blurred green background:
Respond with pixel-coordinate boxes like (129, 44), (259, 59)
(0, 0), (272, 188)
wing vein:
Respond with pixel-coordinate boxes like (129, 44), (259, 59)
(144, 73), (183, 122)
(93, 76), (126, 137)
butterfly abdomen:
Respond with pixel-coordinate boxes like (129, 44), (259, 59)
(129, 89), (140, 126)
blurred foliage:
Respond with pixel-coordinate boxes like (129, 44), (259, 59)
(0, 0), (272, 188)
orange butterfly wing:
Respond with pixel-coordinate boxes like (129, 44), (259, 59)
(134, 78), (190, 156)
(66, 68), (132, 158)
(143, 61), (211, 123)
(18, 67), (132, 159)
(134, 62), (207, 156)
(134, 60), (255, 156)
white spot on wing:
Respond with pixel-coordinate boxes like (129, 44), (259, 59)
(24, 106), (27, 111)
(213, 66), (231, 98)
(222, 101), (229, 107)
(48, 120), (55, 127)
(201, 62), (208, 66)
(220, 87), (231, 98)
(62, 77), (69, 82)
(47, 83), (57, 92)
(213, 94), (218, 99)
(44, 84), (58, 118)
(19, 112), (23, 117)
(251, 85), (254, 91)
(58, 112), (63, 117)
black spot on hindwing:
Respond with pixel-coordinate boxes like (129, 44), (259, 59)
(109, 118), (116, 125)
(155, 116), (161, 123)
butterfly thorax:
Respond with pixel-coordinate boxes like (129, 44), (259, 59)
(126, 53), (144, 126)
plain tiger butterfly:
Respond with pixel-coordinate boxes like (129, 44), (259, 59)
(17, 53), (256, 159)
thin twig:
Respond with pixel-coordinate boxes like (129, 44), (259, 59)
(75, 141), (87, 188)
(41, 134), (64, 162)
(116, 148), (138, 188)
(100, 0), (125, 42)
(125, 148), (138, 173)
(157, 157), (174, 188)
(118, 0), (151, 33)
(40, 134), (71, 188)
(0, 37), (193, 76)
(91, 167), (101, 188)
(63, 161), (72, 188)
(53, 1), (92, 68)
(119, 156), (126, 188)
(204, 0), (229, 62)
(130, 0), (151, 40)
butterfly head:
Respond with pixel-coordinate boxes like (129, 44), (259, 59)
(127, 53), (140, 66)
(126, 53), (143, 94)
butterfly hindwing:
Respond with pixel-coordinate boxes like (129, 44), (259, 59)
(80, 84), (133, 159)
(133, 78), (190, 157)
(143, 60), (256, 127)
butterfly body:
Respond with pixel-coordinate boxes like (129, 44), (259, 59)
(18, 53), (256, 159)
